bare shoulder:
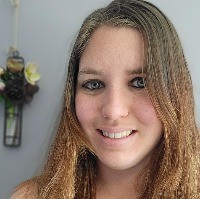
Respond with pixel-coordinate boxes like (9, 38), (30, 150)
(10, 181), (38, 199)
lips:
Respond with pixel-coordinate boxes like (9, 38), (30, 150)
(99, 129), (135, 139)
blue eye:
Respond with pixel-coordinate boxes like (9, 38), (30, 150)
(82, 79), (105, 90)
(130, 77), (146, 88)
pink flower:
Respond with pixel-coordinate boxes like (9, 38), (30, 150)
(0, 81), (5, 92)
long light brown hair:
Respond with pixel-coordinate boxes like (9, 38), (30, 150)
(18, 0), (199, 198)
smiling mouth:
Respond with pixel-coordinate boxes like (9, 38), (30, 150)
(99, 130), (135, 139)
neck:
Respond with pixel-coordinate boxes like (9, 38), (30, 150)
(95, 161), (145, 199)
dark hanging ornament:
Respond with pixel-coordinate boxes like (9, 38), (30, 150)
(3, 51), (24, 147)
(4, 100), (23, 147)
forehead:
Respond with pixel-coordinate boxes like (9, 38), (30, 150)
(79, 25), (145, 73)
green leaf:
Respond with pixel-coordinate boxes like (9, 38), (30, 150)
(6, 100), (14, 112)
(0, 94), (4, 102)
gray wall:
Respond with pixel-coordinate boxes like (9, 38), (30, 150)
(0, 0), (199, 198)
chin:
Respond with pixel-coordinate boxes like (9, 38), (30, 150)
(97, 152), (150, 172)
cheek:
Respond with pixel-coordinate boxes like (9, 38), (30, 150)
(75, 95), (86, 125)
(75, 94), (97, 127)
(134, 97), (161, 125)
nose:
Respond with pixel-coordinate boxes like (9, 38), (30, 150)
(101, 88), (129, 121)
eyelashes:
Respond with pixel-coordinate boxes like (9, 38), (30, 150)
(81, 77), (146, 91)
(82, 79), (105, 90)
(129, 77), (146, 88)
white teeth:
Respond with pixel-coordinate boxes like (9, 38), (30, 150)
(101, 130), (133, 139)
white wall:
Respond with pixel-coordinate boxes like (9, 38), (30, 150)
(0, 0), (199, 198)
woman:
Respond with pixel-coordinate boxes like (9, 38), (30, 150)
(11, 0), (199, 198)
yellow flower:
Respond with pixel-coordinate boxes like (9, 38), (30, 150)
(0, 67), (5, 76)
(7, 58), (24, 73)
(24, 62), (41, 85)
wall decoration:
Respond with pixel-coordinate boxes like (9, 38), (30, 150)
(0, 0), (41, 147)
(0, 51), (41, 147)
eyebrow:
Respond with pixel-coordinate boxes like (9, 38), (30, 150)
(78, 66), (146, 76)
(78, 67), (103, 76)
(126, 67), (146, 75)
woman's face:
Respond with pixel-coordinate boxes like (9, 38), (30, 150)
(75, 26), (163, 172)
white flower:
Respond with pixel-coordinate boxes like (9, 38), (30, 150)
(24, 62), (41, 85)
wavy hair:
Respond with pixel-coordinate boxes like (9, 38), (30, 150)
(18, 0), (199, 198)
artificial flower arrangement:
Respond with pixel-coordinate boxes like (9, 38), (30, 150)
(0, 51), (41, 107)
(0, 51), (41, 147)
